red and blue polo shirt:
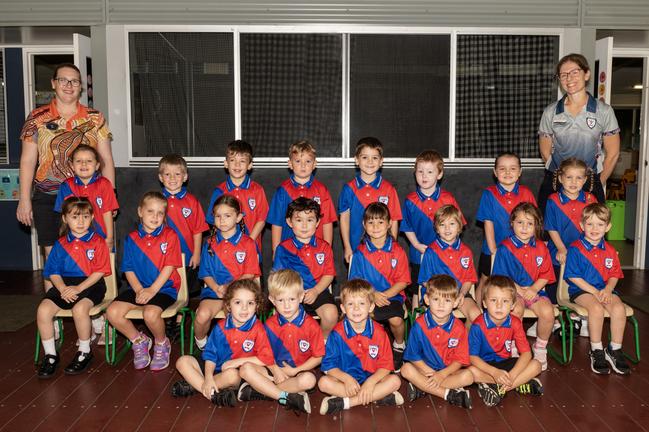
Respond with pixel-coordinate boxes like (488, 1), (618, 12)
(418, 238), (477, 296)
(476, 183), (537, 255)
(400, 185), (466, 263)
(564, 235), (624, 297)
(121, 225), (182, 299)
(492, 235), (556, 295)
(163, 187), (208, 266)
(338, 174), (402, 252)
(43, 229), (111, 278)
(264, 306), (326, 368)
(202, 314), (274, 372)
(267, 175), (337, 243)
(54, 173), (118, 238)
(272, 235), (336, 290)
(348, 236), (410, 302)
(469, 312), (530, 363)
(404, 311), (470, 371)
(322, 318), (394, 384)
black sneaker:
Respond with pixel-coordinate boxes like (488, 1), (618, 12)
(605, 347), (631, 375)
(392, 345), (405, 372)
(282, 392), (311, 414)
(407, 382), (427, 402)
(37, 354), (59, 379)
(212, 387), (238, 407)
(64, 351), (93, 375)
(375, 391), (405, 407)
(319, 396), (344, 415)
(477, 383), (502, 407)
(171, 379), (196, 397)
(237, 382), (272, 401)
(589, 349), (610, 375)
(446, 389), (472, 409)
(516, 378), (544, 396)
(165, 320), (181, 343)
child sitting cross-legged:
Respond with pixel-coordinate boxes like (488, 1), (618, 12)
(401, 275), (474, 409)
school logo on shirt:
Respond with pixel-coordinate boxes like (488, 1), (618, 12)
(536, 256), (544, 267)
(242, 339), (255, 352)
(248, 198), (256, 210)
(316, 253), (325, 265)
(313, 196), (321, 204)
(605, 258), (613, 269)
(448, 338), (459, 348)
(182, 207), (192, 218)
(96, 197), (103, 209)
(160, 242), (168, 254)
(236, 251), (246, 264)
(86, 249), (95, 261)
(378, 196), (389, 205)
(505, 340), (512, 353)
(299, 339), (310, 353)
(586, 117), (597, 129)
(368, 344), (379, 359)
(460, 257), (470, 269)
(391, 258), (397, 268)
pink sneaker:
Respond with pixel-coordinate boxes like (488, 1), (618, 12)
(150, 338), (171, 371)
(132, 333), (152, 370)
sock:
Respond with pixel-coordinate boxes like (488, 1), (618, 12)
(610, 342), (622, 350)
(343, 397), (350, 410)
(78, 339), (91, 354)
(535, 338), (548, 350)
(91, 316), (105, 334)
(591, 341), (603, 351)
(278, 391), (289, 405)
(392, 341), (406, 350)
(444, 389), (450, 400)
(195, 337), (207, 349)
(42, 338), (56, 357)
(155, 337), (169, 345)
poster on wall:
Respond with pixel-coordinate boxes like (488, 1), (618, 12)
(86, 57), (93, 108)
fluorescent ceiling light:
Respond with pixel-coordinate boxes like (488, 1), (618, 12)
(633, 84), (643, 90)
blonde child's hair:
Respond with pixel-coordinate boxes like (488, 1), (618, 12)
(552, 157), (594, 192)
(289, 140), (316, 158)
(581, 202), (611, 224)
(138, 191), (168, 209)
(434, 205), (463, 229)
(340, 279), (375, 305)
(424, 274), (459, 300)
(509, 202), (543, 239)
(60, 197), (94, 236)
(158, 154), (187, 175)
(483, 275), (516, 303)
(267, 269), (305, 298)
(223, 279), (264, 313)
(415, 150), (444, 173)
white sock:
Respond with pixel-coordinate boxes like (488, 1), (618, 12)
(591, 341), (603, 351)
(393, 341), (406, 350)
(610, 342), (622, 350)
(42, 338), (56, 357)
(78, 339), (91, 354)
(343, 397), (350, 410)
(195, 337), (207, 349)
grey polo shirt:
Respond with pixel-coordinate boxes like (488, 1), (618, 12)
(538, 93), (619, 172)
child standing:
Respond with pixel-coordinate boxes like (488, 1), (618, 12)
(564, 203), (629, 375)
(492, 203), (556, 371)
(267, 140), (337, 253)
(36, 197), (111, 378)
(418, 205), (481, 322)
(106, 192), (182, 371)
(318, 279), (403, 415)
(401, 275), (474, 408)
(193, 195), (261, 350)
(475, 152), (537, 304)
(172, 279), (274, 406)
(468, 276), (543, 407)
(339, 137), (402, 263)
(206, 140), (268, 251)
(272, 198), (338, 339)
(237, 270), (324, 413)
(348, 202), (410, 368)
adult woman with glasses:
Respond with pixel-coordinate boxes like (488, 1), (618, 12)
(537, 53), (620, 211)
(17, 63), (115, 288)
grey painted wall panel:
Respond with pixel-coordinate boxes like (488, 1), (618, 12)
(583, 0), (649, 28)
(0, 1), (104, 26)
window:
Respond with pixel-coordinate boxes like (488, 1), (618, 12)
(455, 34), (559, 158)
(0, 50), (7, 164)
(350, 34), (450, 158)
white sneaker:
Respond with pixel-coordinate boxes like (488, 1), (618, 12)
(526, 321), (538, 337)
(580, 318), (589, 338)
(533, 345), (548, 371)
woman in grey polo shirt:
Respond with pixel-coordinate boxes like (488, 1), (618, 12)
(537, 53), (620, 211)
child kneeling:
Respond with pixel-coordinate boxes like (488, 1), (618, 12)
(318, 279), (403, 415)
(401, 275), (474, 408)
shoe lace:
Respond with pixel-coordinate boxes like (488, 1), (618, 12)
(153, 344), (166, 361)
(133, 341), (149, 357)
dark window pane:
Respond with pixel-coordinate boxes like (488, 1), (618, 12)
(129, 32), (234, 157)
(455, 34), (559, 158)
(350, 34), (450, 158)
(240, 33), (342, 157)
(0, 51), (6, 164)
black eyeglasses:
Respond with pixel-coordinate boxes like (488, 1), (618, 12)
(55, 77), (82, 87)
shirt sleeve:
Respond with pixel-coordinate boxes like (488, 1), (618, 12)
(460, 250), (478, 285)
(163, 230), (183, 268)
(243, 239), (261, 276)
(563, 246), (585, 281)
(387, 185), (402, 221)
(403, 323), (423, 362)
(538, 245), (556, 283)
(254, 185), (270, 222)
(338, 184), (353, 214)
(450, 325), (470, 366)
(607, 246), (624, 280)
(323, 243), (336, 277)
(202, 325), (227, 370)
(43, 242), (64, 278)
(189, 196), (208, 234)
(601, 104), (621, 135)
(491, 245), (513, 278)
(543, 198), (560, 231)
(376, 327), (395, 371)
(19, 110), (38, 140)
(54, 182), (73, 213)
(392, 246), (411, 285)
(475, 190), (492, 222)
(120, 235), (136, 274)
(418, 247), (434, 285)
(468, 323), (482, 357)
(197, 242), (214, 280)
(538, 104), (555, 136)
(512, 318), (531, 354)
(92, 240), (111, 276)
(93, 111), (112, 140)
(205, 188), (223, 225)
(321, 331), (342, 372)
(399, 198), (414, 233)
(266, 187), (288, 226)
(101, 178), (119, 212)
(319, 187), (338, 224)
(309, 320), (326, 357)
(253, 323), (275, 366)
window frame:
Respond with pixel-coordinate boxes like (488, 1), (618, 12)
(0, 48), (8, 165)
(123, 25), (564, 168)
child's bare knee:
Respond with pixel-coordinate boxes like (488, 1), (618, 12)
(143, 307), (161, 323)
(298, 372), (317, 390)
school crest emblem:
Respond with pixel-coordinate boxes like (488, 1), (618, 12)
(313, 196), (321, 204)
(236, 251), (246, 264)
(316, 253), (325, 265)
(605, 258), (613, 269)
(242, 339), (255, 352)
(248, 198), (256, 210)
(86, 249), (95, 261)
(299, 340), (310, 353)
(182, 207), (192, 218)
(391, 258), (397, 268)
(536, 256), (544, 267)
(505, 340), (512, 352)
(586, 117), (597, 129)
(368, 345), (379, 359)
(460, 257), (470, 269)
(160, 242), (168, 254)
(96, 197), (103, 209)
(448, 338), (459, 348)
(378, 196), (389, 205)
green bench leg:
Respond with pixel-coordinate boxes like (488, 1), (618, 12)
(548, 310), (569, 365)
(624, 315), (641, 364)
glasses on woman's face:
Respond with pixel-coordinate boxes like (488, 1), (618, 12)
(55, 77), (82, 87)
(557, 68), (582, 82)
